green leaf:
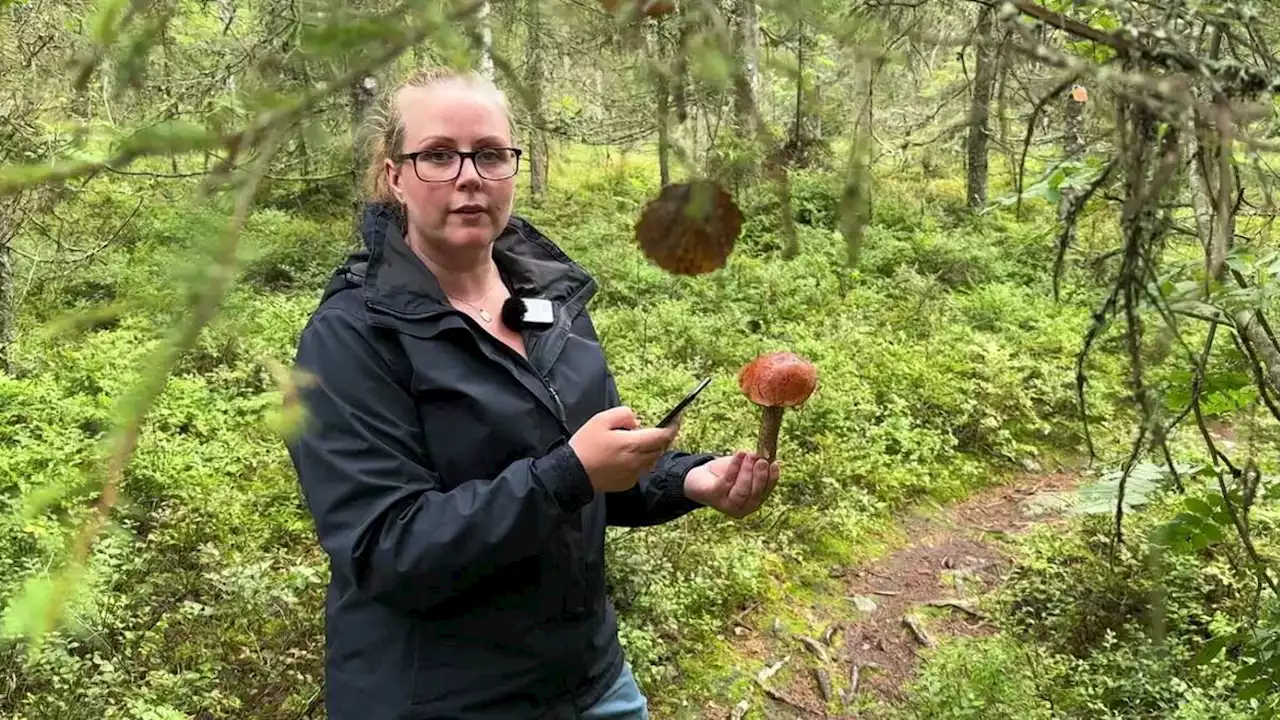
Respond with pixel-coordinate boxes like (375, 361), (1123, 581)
(1200, 522), (1226, 544)
(1070, 464), (1163, 515)
(1240, 677), (1275, 701)
(1150, 523), (1184, 548)
(1184, 497), (1215, 517)
(1194, 635), (1232, 665)
(1238, 661), (1269, 681)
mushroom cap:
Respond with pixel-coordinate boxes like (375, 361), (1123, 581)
(738, 351), (817, 407)
(635, 180), (742, 276)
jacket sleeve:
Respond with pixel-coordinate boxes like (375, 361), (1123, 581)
(602, 368), (715, 527)
(285, 308), (596, 614)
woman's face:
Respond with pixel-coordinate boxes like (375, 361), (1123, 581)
(387, 81), (516, 257)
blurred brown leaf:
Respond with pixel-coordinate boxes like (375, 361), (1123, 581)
(635, 180), (742, 276)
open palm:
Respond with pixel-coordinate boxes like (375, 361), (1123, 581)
(683, 451), (780, 519)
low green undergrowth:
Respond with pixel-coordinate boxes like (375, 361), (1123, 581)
(1, 150), (1117, 718)
(897, 455), (1280, 720)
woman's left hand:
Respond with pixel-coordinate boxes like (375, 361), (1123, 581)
(683, 451), (780, 519)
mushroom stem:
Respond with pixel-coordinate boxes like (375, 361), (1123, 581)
(758, 405), (784, 461)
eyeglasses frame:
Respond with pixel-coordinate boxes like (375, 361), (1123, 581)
(394, 147), (524, 183)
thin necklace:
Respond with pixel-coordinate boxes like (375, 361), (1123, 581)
(446, 280), (498, 323)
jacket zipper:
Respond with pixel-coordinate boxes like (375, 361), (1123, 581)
(544, 381), (566, 424)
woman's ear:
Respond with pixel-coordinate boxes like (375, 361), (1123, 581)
(386, 157), (405, 204)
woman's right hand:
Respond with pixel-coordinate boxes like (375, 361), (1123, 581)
(569, 407), (679, 492)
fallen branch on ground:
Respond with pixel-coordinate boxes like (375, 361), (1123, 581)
(924, 599), (988, 620)
(756, 656), (788, 684)
(797, 635), (830, 663)
(754, 678), (824, 716)
(813, 668), (833, 702)
(903, 614), (937, 648)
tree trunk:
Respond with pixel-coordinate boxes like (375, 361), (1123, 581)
(163, 25), (178, 174)
(673, 5), (688, 125)
(966, 5), (997, 210)
(1188, 109), (1235, 282)
(479, 0), (495, 81)
(791, 23), (804, 151)
(1193, 137), (1280, 394)
(524, 0), (548, 197)
(733, 0), (759, 133)
(995, 47), (1013, 175)
(839, 57), (876, 291)
(814, 81), (821, 141)
(351, 75), (378, 215)
(0, 233), (14, 375)
(658, 72), (671, 187)
(1188, 125), (1277, 394)
(1058, 86), (1085, 242)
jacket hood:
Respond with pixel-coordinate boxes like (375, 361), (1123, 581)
(356, 201), (597, 317)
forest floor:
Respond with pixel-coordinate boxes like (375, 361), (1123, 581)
(699, 467), (1086, 719)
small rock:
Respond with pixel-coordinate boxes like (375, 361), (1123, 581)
(730, 699), (750, 720)
(847, 595), (878, 614)
(1022, 458), (1043, 473)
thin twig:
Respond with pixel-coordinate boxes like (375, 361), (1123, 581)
(1016, 77), (1075, 219)
(1214, 468), (1279, 594)
(1075, 281), (1123, 462)
(1190, 330), (1241, 476)
(1054, 159), (1117, 301)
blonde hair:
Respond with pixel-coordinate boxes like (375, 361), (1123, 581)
(362, 67), (516, 204)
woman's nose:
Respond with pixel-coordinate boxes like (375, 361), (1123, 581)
(455, 156), (483, 187)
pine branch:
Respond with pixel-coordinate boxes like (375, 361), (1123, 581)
(0, 0), (486, 196)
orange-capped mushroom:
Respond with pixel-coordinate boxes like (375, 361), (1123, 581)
(738, 351), (817, 462)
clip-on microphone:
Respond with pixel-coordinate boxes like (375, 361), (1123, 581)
(501, 296), (556, 330)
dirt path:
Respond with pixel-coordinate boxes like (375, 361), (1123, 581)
(703, 470), (1084, 720)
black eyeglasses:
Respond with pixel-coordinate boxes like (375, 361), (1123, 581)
(395, 147), (523, 182)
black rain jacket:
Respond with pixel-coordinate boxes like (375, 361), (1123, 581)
(285, 203), (714, 719)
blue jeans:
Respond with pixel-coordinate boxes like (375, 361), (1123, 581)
(582, 663), (649, 719)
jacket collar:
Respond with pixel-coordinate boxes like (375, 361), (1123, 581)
(357, 202), (596, 318)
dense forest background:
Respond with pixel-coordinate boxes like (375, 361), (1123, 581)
(3, 0), (1280, 717)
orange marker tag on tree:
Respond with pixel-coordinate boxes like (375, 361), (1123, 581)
(1071, 85), (1089, 103)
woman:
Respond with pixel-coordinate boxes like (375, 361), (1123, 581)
(285, 68), (780, 720)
